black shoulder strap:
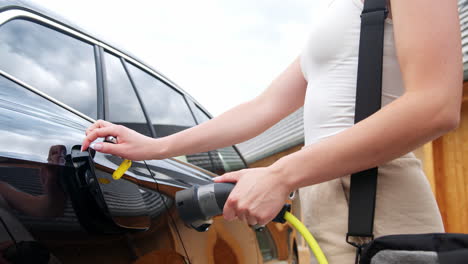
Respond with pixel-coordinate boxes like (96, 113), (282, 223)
(347, 0), (388, 244)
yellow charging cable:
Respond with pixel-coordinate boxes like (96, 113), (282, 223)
(112, 159), (132, 180)
(284, 211), (328, 264)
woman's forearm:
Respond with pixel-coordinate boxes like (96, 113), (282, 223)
(273, 88), (461, 191)
(155, 99), (278, 158)
(153, 57), (308, 159)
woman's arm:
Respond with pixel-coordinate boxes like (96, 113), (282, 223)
(216, 0), (463, 225)
(81, 57), (307, 161)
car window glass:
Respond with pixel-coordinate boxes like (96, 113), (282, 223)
(191, 105), (246, 173)
(0, 75), (91, 163)
(126, 63), (196, 137)
(177, 103), (216, 172)
(214, 147), (246, 172)
(0, 19), (97, 118)
(192, 105), (210, 124)
(103, 52), (151, 136)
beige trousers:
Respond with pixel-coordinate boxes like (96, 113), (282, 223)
(299, 152), (444, 264)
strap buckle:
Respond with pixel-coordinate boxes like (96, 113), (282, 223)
(346, 233), (373, 248)
(346, 234), (373, 264)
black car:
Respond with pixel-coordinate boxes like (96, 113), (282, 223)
(0, 1), (305, 263)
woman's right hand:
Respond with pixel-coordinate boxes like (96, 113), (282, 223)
(81, 120), (160, 161)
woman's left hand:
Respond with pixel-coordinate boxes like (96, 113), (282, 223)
(214, 167), (291, 226)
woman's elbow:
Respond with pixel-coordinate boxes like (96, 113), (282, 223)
(433, 99), (461, 134)
(439, 109), (460, 132)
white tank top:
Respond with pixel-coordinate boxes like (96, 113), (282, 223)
(300, 0), (404, 146)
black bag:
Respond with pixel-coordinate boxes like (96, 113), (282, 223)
(348, 1), (468, 263)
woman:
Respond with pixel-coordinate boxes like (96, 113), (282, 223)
(82, 0), (462, 262)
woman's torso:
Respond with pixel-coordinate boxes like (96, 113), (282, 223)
(299, 1), (444, 262)
(301, 0), (402, 145)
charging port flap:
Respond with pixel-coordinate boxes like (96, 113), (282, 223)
(68, 145), (150, 233)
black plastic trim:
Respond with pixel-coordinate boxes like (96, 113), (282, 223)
(232, 144), (248, 168)
(121, 58), (157, 138)
(99, 46), (109, 119)
(184, 96), (217, 169)
(94, 45), (104, 120)
(185, 96), (200, 124)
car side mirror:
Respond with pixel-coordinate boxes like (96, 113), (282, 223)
(67, 145), (150, 234)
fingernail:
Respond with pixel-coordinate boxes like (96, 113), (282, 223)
(93, 143), (102, 151)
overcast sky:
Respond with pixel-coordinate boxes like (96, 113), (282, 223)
(33, 0), (328, 116)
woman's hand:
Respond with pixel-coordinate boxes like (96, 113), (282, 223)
(214, 166), (291, 226)
(81, 120), (160, 161)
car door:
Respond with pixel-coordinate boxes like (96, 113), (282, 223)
(0, 71), (94, 264)
(0, 15), (106, 263)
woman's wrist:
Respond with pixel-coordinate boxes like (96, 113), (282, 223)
(268, 157), (298, 193)
(148, 137), (170, 160)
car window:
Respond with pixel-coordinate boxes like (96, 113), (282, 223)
(126, 63), (196, 137)
(0, 19), (97, 118)
(215, 146), (246, 172)
(191, 105), (210, 124)
(103, 52), (151, 136)
(190, 104), (246, 173)
(0, 75), (92, 163)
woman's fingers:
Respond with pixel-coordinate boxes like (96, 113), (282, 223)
(246, 213), (258, 226)
(219, 168), (289, 227)
(82, 122), (155, 160)
(89, 142), (121, 155)
(213, 171), (241, 183)
(85, 120), (113, 135)
(221, 171), (258, 224)
(225, 195), (260, 226)
(217, 172), (242, 221)
(223, 191), (238, 221)
(81, 125), (120, 151)
(82, 120), (115, 151)
(241, 213), (257, 226)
